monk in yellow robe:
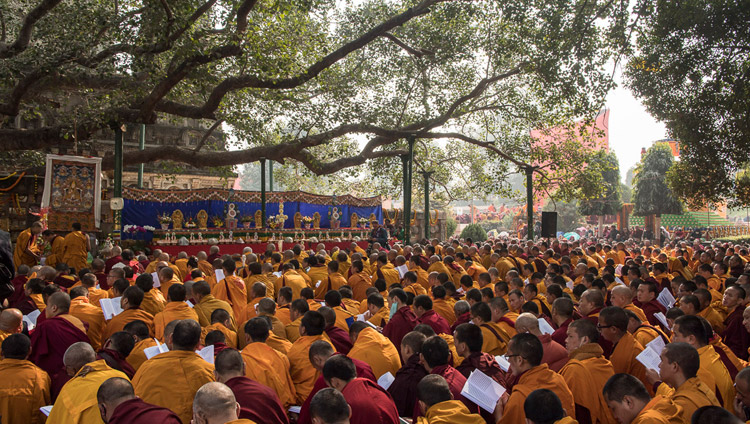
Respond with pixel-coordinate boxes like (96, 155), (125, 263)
(306, 258), (329, 299)
(288, 311), (332, 403)
(0, 308), (23, 348)
(79, 272), (109, 306)
(61, 223), (90, 272)
(602, 374), (682, 424)
(200, 308), (238, 348)
(244, 262), (275, 301)
(241, 317), (297, 407)
(123, 320), (158, 371)
(48, 343), (129, 424)
(132, 320), (215, 424)
(415, 375), (484, 424)
(471, 302), (508, 356)
(174, 252), (189, 281)
(285, 299), (309, 342)
(432, 291), (457, 325)
(13, 222), (42, 268)
(68, 288), (107, 351)
(348, 324), (401, 379)
(610, 286), (648, 323)
(105, 286), (155, 339)
(277, 264), (309, 300)
(157, 266), (183, 299)
(42, 229), (66, 269)
(193, 281), (237, 330)
(0, 333), (50, 424)
(153, 283), (200, 341)
(599, 307), (652, 394)
(327, 261), (349, 292)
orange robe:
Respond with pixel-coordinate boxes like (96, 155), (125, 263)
(624, 303), (649, 323)
(411, 266), (430, 290)
(86, 286), (109, 306)
(433, 298), (457, 325)
(696, 345), (735, 409)
(104, 308), (155, 340)
(277, 270), (308, 300)
(479, 322), (509, 356)
(348, 272), (373, 302)
(307, 265), (330, 299)
(376, 263), (401, 286)
(212, 276), (248, 322)
(174, 258), (189, 281)
(417, 400), (485, 424)
(201, 322), (238, 348)
(44, 235), (66, 269)
(656, 377), (719, 422)
(241, 342), (297, 407)
(62, 230), (89, 272)
(286, 318), (302, 342)
(631, 395), (683, 424)
(158, 276), (182, 299)
(244, 274), (275, 301)
(133, 350), (215, 424)
(126, 337), (158, 371)
(404, 283), (427, 298)
(194, 294), (236, 330)
(14, 229), (40, 267)
(498, 364), (575, 424)
(141, 289), (166, 317)
(559, 343), (616, 424)
(266, 333), (293, 355)
(609, 333), (652, 395)
(333, 306), (354, 332)
(153, 301), (200, 341)
(0, 358), (50, 424)
(69, 296), (107, 350)
(348, 327), (401, 379)
(243, 297), (262, 322)
(368, 307), (390, 328)
(289, 335), (332, 404)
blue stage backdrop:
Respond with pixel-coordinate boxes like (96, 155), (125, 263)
(121, 187), (382, 236)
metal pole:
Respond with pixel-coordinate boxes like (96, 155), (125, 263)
(401, 154), (409, 243)
(113, 125), (124, 231)
(526, 166), (534, 240)
(260, 159), (266, 226)
(137, 124), (145, 188)
(422, 171), (432, 240)
(269, 161), (274, 192)
(403, 135), (415, 245)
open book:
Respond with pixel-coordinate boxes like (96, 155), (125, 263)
(23, 309), (41, 331)
(495, 355), (510, 372)
(100, 297), (124, 320)
(538, 318), (554, 335)
(378, 371), (395, 390)
(196, 344), (214, 364)
(143, 340), (169, 359)
(460, 370), (506, 413)
(657, 288), (676, 309)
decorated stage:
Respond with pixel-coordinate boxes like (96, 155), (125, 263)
(152, 240), (369, 256)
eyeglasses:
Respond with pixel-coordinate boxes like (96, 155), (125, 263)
(596, 324), (614, 329)
(506, 354), (522, 359)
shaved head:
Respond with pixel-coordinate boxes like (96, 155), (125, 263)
(63, 342), (96, 371)
(192, 382), (239, 422)
(0, 308), (23, 333)
(97, 377), (135, 404)
(47, 292), (71, 316)
(515, 312), (539, 333)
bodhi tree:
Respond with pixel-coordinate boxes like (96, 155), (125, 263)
(0, 0), (630, 203)
(577, 150), (622, 235)
(632, 143), (682, 237)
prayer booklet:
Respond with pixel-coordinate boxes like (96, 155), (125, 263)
(538, 318), (554, 335)
(566, 280), (574, 290)
(215, 269), (225, 282)
(40, 406), (53, 416)
(646, 335), (666, 355)
(636, 347), (662, 372)
(100, 297), (124, 320)
(396, 264), (409, 278)
(151, 272), (161, 288)
(196, 344), (214, 364)
(273, 271), (283, 278)
(23, 309), (41, 331)
(288, 406), (301, 414)
(657, 288), (676, 309)
(461, 370), (507, 413)
(495, 355), (510, 372)
(144, 340), (169, 359)
(654, 312), (670, 330)
(185, 300), (194, 308)
(378, 371), (395, 390)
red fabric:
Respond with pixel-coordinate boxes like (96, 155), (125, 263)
(7, 275), (28, 306)
(105, 256), (124, 274)
(29, 315), (90, 399)
(417, 310), (451, 335)
(108, 397), (182, 424)
(297, 354), (375, 424)
(413, 364), (478, 420)
(640, 299), (668, 331)
(551, 318), (572, 346)
(97, 348), (136, 379)
(456, 352), (504, 384)
(450, 311), (471, 333)
(11, 294), (37, 316)
(342, 378), (399, 424)
(325, 325), (353, 355)
(721, 306), (750, 360)
(539, 334), (568, 372)
(225, 376), (290, 424)
(388, 354), (427, 417)
(383, 306), (418, 354)
(53, 273), (78, 289)
(95, 272), (109, 290)
(153, 241), (369, 258)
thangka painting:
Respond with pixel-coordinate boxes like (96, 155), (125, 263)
(41, 155), (102, 231)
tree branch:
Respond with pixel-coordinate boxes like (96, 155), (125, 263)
(193, 119), (224, 152)
(0, 0), (62, 59)
(380, 32), (434, 57)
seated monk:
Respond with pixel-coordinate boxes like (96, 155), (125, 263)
(240, 317), (296, 407)
(79, 272), (109, 306)
(388, 331), (429, 417)
(652, 342), (720, 421)
(414, 295), (451, 335)
(431, 286), (457, 325)
(454, 323), (504, 383)
(193, 280), (237, 330)
(418, 336), (479, 420)
(720, 286), (750, 360)
(123, 320), (157, 371)
(241, 281), (266, 322)
(238, 299), (288, 350)
(286, 298), (310, 342)
(309, 388), (351, 424)
(97, 331), (136, 379)
(524, 389), (579, 424)
(322, 354), (399, 424)
(490, 297), (518, 339)
(383, 289), (418, 355)
(324, 290), (354, 332)
(559, 319), (616, 424)
(53, 262), (79, 289)
(134, 273), (166, 317)
(348, 260), (372, 302)
(47, 342), (129, 424)
(515, 312), (568, 372)
(157, 264), (182, 298)
(599, 306), (652, 394)
(680, 293), (725, 335)
(0, 334), (50, 424)
(191, 381), (252, 424)
(364, 292), (390, 328)
(492, 333), (575, 424)
(636, 280), (668, 332)
(153, 283), (199, 342)
(213, 349), (290, 424)
(204, 330), (230, 356)
(319, 306), (353, 354)
(68, 286), (107, 351)
(96, 377), (181, 423)
(29, 292), (90, 396)
(211, 259), (248, 323)
(201, 308), (238, 349)
(132, 320), (215, 424)
(348, 322), (400, 379)
(611, 285), (649, 323)
(0, 308), (23, 345)
(603, 373), (682, 424)
(104, 286), (155, 340)
(450, 300), (471, 333)
(289, 310), (333, 404)
(469, 302), (508, 356)
(625, 310), (670, 348)
(415, 374), (484, 424)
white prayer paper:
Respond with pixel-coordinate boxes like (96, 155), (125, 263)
(495, 355), (510, 372)
(636, 347), (662, 372)
(396, 264), (409, 278)
(363, 320), (378, 329)
(646, 336), (666, 355)
(23, 309), (41, 330)
(378, 371), (395, 390)
(196, 344), (214, 364)
(151, 272), (161, 288)
(566, 280), (574, 290)
(657, 288), (676, 309)
(40, 406), (53, 416)
(215, 269), (225, 282)
(357, 313), (367, 322)
(185, 300), (194, 308)
(100, 297), (124, 320)
(538, 318), (555, 335)
(315, 280), (322, 288)
(288, 406), (301, 414)
(273, 271), (283, 278)
(460, 370), (507, 413)
(144, 341), (169, 359)
(615, 276), (624, 286)
(654, 312), (670, 330)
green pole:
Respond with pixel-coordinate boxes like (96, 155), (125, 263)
(269, 161), (274, 192)
(526, 166), (534, 240)
(422, 171), (432, 240)
(137, 124), (145, 188)
(402, 136), (415, 244)
(113, 125), (123, 232)
(401, 154), (410, 243)
(260, 159), (266, 225)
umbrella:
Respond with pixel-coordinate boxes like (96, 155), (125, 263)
(575, 227), (588, 234)
(563, 232), (581, 241)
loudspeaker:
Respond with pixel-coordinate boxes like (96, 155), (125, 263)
(541, 212), (558, 238)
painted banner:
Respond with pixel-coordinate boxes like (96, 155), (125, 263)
(41, 155), (102, 231)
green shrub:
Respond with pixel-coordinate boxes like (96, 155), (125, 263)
(460, 223), (487, 242)
(445, 216), (458, 237)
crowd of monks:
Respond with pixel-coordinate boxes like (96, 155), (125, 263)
(4, 224), (750, 423)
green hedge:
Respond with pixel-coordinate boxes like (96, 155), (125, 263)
(460, 223), (487, 242)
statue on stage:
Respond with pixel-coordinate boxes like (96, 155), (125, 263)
(313, 212), (321, 229)
(171, 210), (184, 230)
(197, 210), (208, 229)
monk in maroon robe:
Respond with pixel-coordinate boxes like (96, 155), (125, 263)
(415, 296), (451, 335)
(450, 310), (471, 333)
(551, 317), (573, 346)
(325, 324), (353, 354)
(105, 254), (124, 274)
(97, 332), (137, 379)
(383, 290), (417, 354)
(721, 287), (750, 360)
(7, 273), (28, 306)
(97, 377), (181, 424)
(388, 332), (428, 417)
(636, 280), (668, 331)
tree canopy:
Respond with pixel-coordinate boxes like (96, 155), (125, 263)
(577, 150), (622, 216)
(632, 143), (682, 217)
(625, 0), (750, 207)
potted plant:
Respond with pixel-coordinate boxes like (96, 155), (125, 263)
(358, 217), (369, 229)
(158, 213), (172, 230)
(302, 216), (313, 229)
(241, 215), (253, 229)
(267, 215), (278, 229)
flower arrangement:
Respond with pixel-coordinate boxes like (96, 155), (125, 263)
(212, 217), (224, 227)
(241, 215), (254, 223)
(158, 213), (172, 224)
(268, 215), (278, 229)
(185, 217), (196, 228)
(302, 216), (313, 224)
(123, 225), (156, 233)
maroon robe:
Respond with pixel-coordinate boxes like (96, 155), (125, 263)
(456, 352), (506, 423)
(105, 255), (124, 274)
(210, 341), (230, 356)
(207, 252), (220, 263)
(450, 311), (471, 333)
(297, 354), (375, 424)
(388, 354), (427, 417)
(7, 275), (28, 306)
(225, 376), (290, 424)
(551, 318), (573, 346)
(29, 315), (90, 399)
(95, 272), (109, 290)
(13, 294), (39, 316)
(97, 348), (136, 379)
(343, 378), (399, 424)
(417, 310), (451, 335)
(413, 364), (479, 420)
(721, 306), (750, 360)
(640, 299), (668, 332)
(584, 308), (613, 358)
(108, 398), (182, 424)
(325, 324), (353, 354)
(53, 273), (78, 289)
(383, 306), (418, 355)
